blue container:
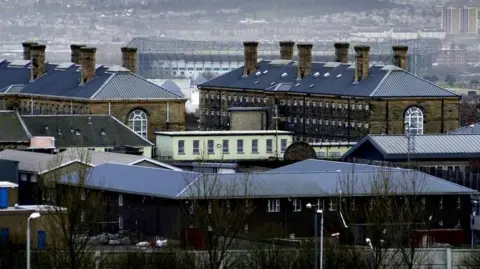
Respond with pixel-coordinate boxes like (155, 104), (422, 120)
(0, 188), (8, 209)
(37, 231), (46, 250)
(0, 228), (8, 245)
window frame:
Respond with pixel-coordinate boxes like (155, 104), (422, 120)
(266, 139), (273, 153)
(193, 140), (200, 155)
(252, 139), (258, 153)
(237, 139), (244, 153)
(207, 140), (215, 154)
(222, 139), (229, 154)
(280, 139), (287, 153)
(267, 199), (281, 212)
(293, 199), (302, 212)
(178, 140), (185, 154)
(128, 109), (148, 139)
(118, 193), (123, 207)
(404, 106), (424, 135)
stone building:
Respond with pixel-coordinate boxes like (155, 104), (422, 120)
(197, 41), (460, 142)
(0, 42), (187, 142)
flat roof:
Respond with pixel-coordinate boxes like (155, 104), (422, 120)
(0, 181), (18, 188)
(155, 130), (293, 136)
(0, 205), (66, 213)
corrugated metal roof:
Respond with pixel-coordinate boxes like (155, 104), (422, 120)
(371, 71), (458, 97)
(91, 73), (184, 100)
(0, 150), (52, 173)
(61, 163), (199, 198)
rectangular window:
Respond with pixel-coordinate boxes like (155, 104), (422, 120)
(266, 139), (273, 153)
(293, 199), (302, 212)
(237, 139), (244, 153)
(439, 197), (443, 210)
(222, 139), (229, 154)
(118, 194), (123, 207)
(267, 199), (281, 212)
(252, 139), (258, 153)
(118, 216), (124, 229)
(193, 140), (200, 154)
(457, 196), (461, 209)
(208, 140), (214, 154)
(329, 198), (337, 211)
(208, 201), (212, 214)
(280, 139), (287, 153)
(350, 198), (356, 210)
(178, 140), (185, 154)
(189, 202), (194, 214)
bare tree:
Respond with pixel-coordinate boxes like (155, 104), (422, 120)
(183, 172), (253, 269)
(40, 149), (106, 269)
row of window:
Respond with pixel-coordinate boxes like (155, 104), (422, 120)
(286, 118), (370, 128)
(178, 138), (288, 155)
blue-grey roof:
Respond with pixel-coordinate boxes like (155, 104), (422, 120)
(342, 134), (480, 161)
(198, 61), (458, 98)
(161, 79), (184, 97)
(451, 123), (480, 135)
(60, 163), (200, 199)
(0, 61), (184, 100)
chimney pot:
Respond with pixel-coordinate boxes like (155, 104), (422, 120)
(334, 42), (350, 63)
(279, 41), (295, 60)
(80, 47), (97, 85)
(70, 44), (87, 64)
(354, 45), (370, 81)
(22, 41), (38, 61)
(297, 43), (313, 79)
(392, 45), (409, 70)
(243, 41), (259, 77)
(30, 44), (46, 82)
(121, 47), (138, 73)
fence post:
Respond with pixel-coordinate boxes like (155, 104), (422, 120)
(446, 248), (452, 269)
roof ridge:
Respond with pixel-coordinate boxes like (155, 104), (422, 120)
(109, 115), (154, 146)
(369, 70), (392, 97)
(90, 72), (116, 99)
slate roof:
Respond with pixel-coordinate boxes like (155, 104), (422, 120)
(0, 149), (178, 174)
(0, 111), (30, 143)
(0, 61), (185, 100)
(20, 114), (153, 148)
(342, 134), (480, 161)
(198, 61), (458, 98)
(60, 160), (476, 200)
(61, 163), (199, 199)
(161, 79), (185, 97)
(451, 123), (480, 135)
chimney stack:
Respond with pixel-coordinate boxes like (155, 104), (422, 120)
(70, 44), (86, 64)
(392, 45), (409, 70)
(243, 41), (259, 77)
(30, 44), (46, 81)
(121, 47), (138, 73)
(297, 43), (313, 79)
(279, 41), (295, 60)
(334, 42), (350, 63)
(22, 42), (38, 61)
(80, 47), (97, 84)
(354, 45), (370, 81)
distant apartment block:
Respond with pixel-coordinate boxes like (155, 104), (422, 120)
(442, 6), (478, 35)
(462, 7), (479, 34)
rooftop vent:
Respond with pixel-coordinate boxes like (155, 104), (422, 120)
(313, 72), (320, 77)
(88, 116), (92, 124)
(8, 60), (31, 68)
(55, 62), (75, 70)
(281, 72), (288, 78)
(295, 83), (300, 87)
(263, 70), (269, 74)
(309, 84), (314, 88)
(255, 71), (262, 76)
(270, 82), (275, 85)
(254, 81), (259, 84)
(336, 74), (342, 78)
(324, 72), (330, 78)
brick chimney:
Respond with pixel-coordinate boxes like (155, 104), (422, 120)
(297, 43), (313, 79)
(392, 45), (409, 70)
(354, 45), (370, 81)
(243, 41), (259, 77)
(279, 41), (295, 60)
(80, 47), (97, 84)
(334, 42), (350, 63)
(30, 44), (46, 81)
(22, 42), (38, 61)
(121, 47), (138, 73)
(70, 44), (86, 64)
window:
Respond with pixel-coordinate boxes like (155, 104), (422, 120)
(31, 174), (37, 183)
(252, 139), (258, 153)
(81, 190), (85, 201)
(80, 211), (85, 222)
(457, 196), (461, 209)
(222, 139), (229, 154)
(226, 200), (231, 214)
(118, 216), (124, 229)
(439, 197), (443, 210)
(404, 107), (423, 135)
(329, 198), (337, 211)
(350, 198), (356, 210)
(118, 194), (123, 207)
(178, 140), (185, 154)
(208, 201), (212, 214)
(193, 140), (200, 154)
(421, 197), (426, 209)
(280, 139), (287, 153)
(128, 109), (148, 138)
(293, 199), (302, 212)
(208, 140), (214, 154)
(20, 174), (27, 181)
(267, 199), (281, 212)
(266, 139), (273, 153)
(189, 203), (194, 214)
(237, 139), (244, 153)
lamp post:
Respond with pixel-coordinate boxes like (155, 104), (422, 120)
(27, 212), (41, 269)
(472, 200), (478, 249)
(306, 203), (324, 269)
(366, 238), (374, 269)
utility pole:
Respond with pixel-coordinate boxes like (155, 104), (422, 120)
(405, 122), (416, 165)
(273, 105), (279, 160)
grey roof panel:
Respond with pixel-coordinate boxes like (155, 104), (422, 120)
(0, 150), (53, 173)
(92, 73), (184, 100)
(61, 163), (199, 198)
(0, 111), (30, 143)
(161, 79), (184, 97)
(451, 123), (480, 135)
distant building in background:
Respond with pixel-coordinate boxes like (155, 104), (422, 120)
(442, 6), (478, 35)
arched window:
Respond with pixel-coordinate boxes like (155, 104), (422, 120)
(128, 110), (148, 138)
(404, 107), (424, 135)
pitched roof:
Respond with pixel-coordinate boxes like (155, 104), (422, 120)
(161, 79), (184, 97)
(20, 114), (153, 148)
(0, 61), (185, 100)
(0, 149), (178, 174)
(0, 111), (30, 143)
(61, 159), (476, 199)
(198, 61), (458, 98)
(61, 163), (199, 199)
(342, 134), (480, 161)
